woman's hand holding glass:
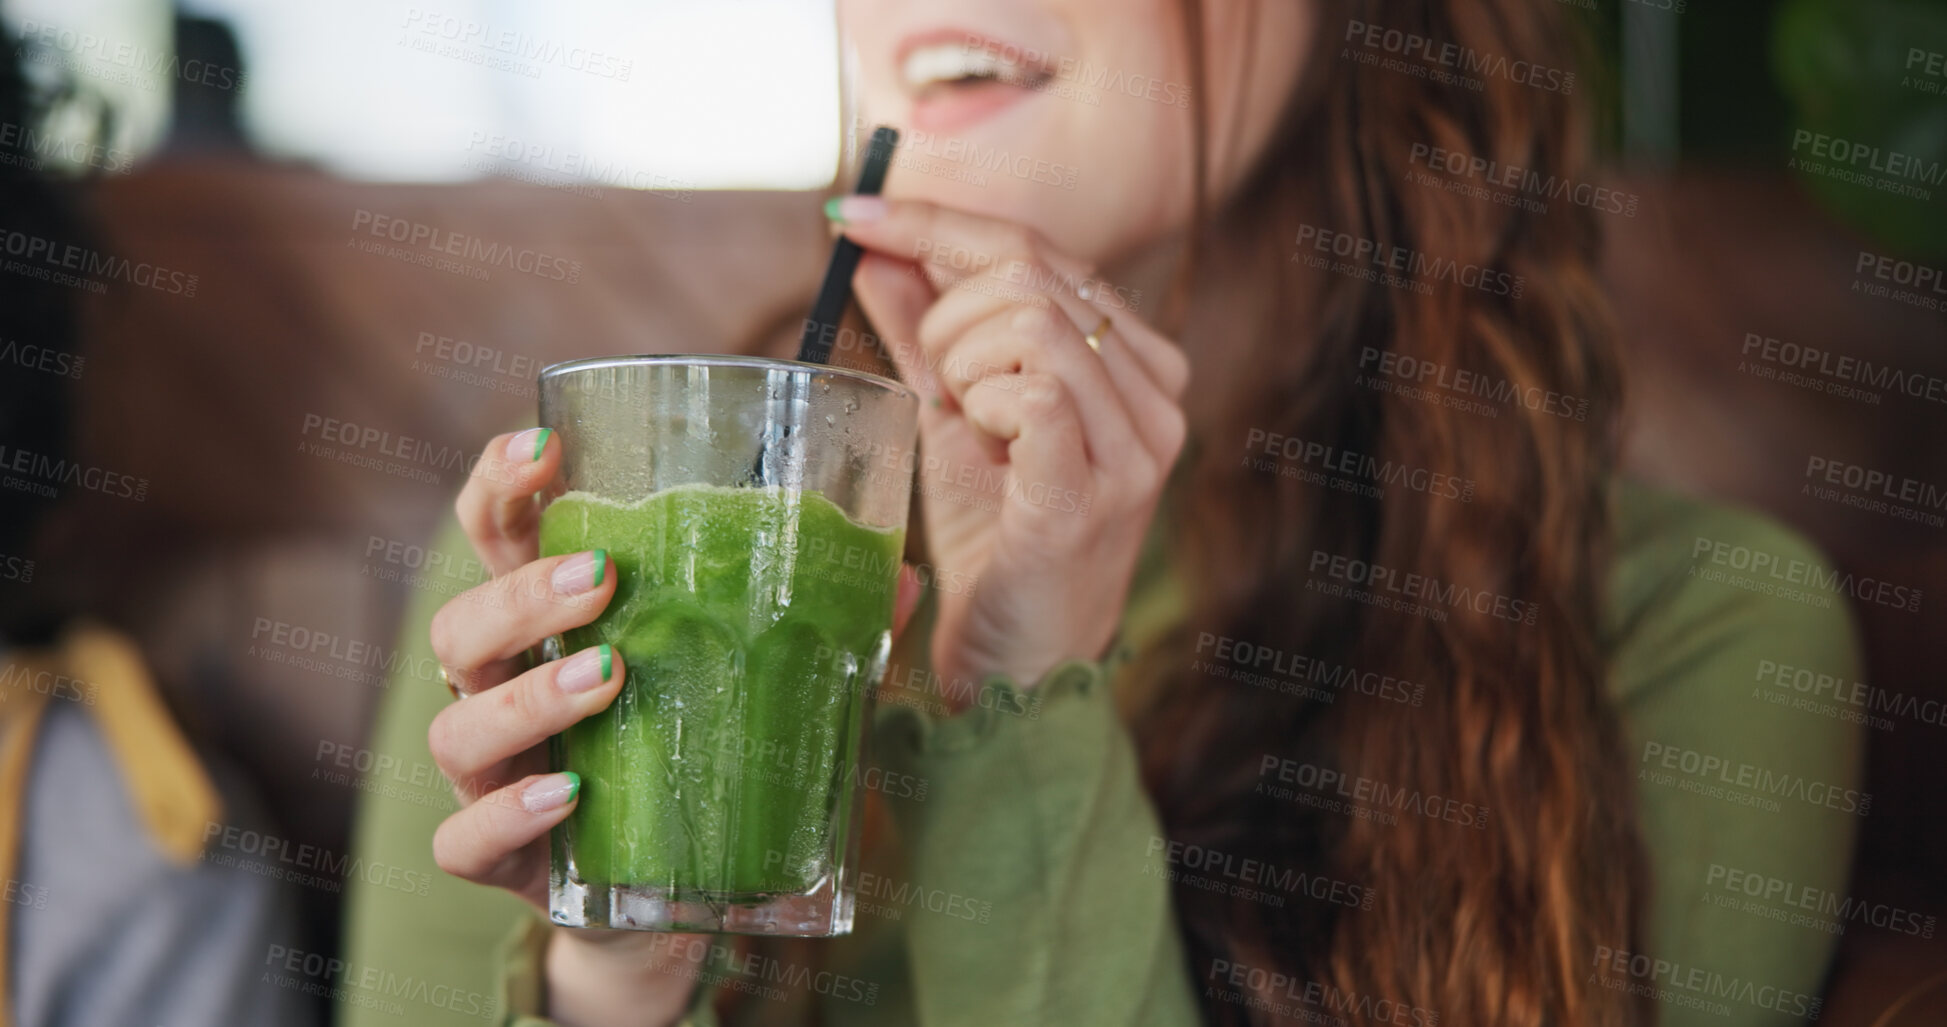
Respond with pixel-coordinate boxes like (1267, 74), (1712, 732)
(423, 430), (701, 1027)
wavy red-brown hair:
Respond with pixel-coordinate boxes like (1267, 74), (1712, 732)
(1129, 2), (1651, 1025)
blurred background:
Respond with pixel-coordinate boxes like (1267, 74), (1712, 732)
(1, 0), (1943, 1023)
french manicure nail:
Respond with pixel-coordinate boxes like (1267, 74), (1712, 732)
(557, 644), (613, 693)
(552, 549), (607, 595)
(522, 772), (580, 812)
(506, 428), (550, 462)
(829, 196), (886, 223)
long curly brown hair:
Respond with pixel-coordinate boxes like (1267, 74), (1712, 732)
(1128, 2), (1652, 1025)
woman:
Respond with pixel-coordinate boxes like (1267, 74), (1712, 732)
(342, 1), (1862, 1024)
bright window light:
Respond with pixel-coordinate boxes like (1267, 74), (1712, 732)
(7, 0), (843, 189)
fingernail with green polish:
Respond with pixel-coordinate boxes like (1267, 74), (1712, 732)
(823, 196), (844, 222)
(591, 549), (607, 587)
(522, 771), (580, 812)
(505, 428), (548, 463)
(598, 643), (612, 680)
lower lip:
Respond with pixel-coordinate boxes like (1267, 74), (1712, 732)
(910, 80), (1039, 135)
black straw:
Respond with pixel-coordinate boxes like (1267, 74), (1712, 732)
(794, 126), (899, 365)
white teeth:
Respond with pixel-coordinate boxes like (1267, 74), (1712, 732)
(900, 43), (1040, 91)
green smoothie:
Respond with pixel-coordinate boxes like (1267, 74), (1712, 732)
(539, 484), (902, 898)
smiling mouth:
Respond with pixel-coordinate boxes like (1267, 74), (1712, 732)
(899, 40), (1056, 100)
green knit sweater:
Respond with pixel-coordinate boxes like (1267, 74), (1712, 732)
(338, 480), (1863, 1027)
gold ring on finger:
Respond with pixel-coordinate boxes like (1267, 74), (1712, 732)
(439, 665), (468, 701)
(1084, 315), (1113, 354)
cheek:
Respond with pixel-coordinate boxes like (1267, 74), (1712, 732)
(837, 0), (902, 115)
(1082, 103), (1196, 249)
(834, 0), (879, 33)
(1052, 30), (1199, 253)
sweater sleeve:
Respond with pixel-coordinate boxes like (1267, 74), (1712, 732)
(861, 609), (1200, 1025)
(338, 516), (554, 1027)
(1608, 488), (1868, 1027)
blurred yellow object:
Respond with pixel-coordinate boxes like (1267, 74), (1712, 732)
(0, 620), (223, 1026)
